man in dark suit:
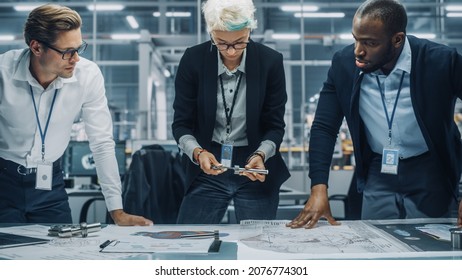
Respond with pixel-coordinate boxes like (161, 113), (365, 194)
(172, 0), (290, 224)
(289, 0), (462, 228)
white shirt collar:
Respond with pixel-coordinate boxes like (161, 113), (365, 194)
(12, 48), (78, 90)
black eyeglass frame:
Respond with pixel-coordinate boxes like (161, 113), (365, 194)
(39, 40), (88, 60)
(210, 37), (250, 51)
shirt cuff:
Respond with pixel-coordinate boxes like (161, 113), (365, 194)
(100, 189), (123, 212)
(257, 140), (276, 162)
(178, 134), (201, 163)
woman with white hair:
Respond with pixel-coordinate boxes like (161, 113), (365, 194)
(172, 0), (290, 224)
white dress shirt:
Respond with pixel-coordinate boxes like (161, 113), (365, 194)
(0, 49), (122, 211)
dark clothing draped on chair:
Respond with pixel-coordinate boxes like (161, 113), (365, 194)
(122, 145), (185, 224)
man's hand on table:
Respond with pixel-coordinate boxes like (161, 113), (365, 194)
(286, 184), (340, 229)
(110, 209), (153, 226)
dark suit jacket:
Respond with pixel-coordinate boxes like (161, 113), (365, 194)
(172, 39), (290, 192)
(309, 35), (462, 194)
(122, 145), (186, 224)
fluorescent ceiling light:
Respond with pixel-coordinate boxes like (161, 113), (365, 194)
(447, 12), (462, 17)
(338, 33), (354, 40)
(13, 5), (40, 12)
(110, 34), (141, 40)
(0, 35), (15, 41)
(409, 33), (436, 39)
(87, 4), (124, 12)
(280, 5), (319, 12)
(166, 12), (191, 17)
(337, 33), (435, 40)
(272, 33), (301, 40)
(153, 12), (191, 17)
(126, 16), (139, 29)
(295, 12), (345, 18)
(446, 5), (462, 11)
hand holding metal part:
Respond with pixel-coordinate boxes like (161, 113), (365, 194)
(212, 164), (269, 175)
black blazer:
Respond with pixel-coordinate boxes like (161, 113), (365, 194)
(309, 35), (462, 194)
(122, 145), (186, 224)
(172, 39), (290, 191)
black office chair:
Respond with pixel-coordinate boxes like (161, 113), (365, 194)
(328, 173), (362, 220)
(79, 197), (113, 224)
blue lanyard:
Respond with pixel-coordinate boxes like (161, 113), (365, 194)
(376, 71), (406, 146)
(30, 86), (59, 162)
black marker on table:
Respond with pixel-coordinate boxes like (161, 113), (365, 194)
(99, 240), (113, 249)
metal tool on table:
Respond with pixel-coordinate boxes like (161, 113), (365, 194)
(180, 230), (220, 239)
(48, 222), (101, 238)
(450, 227), (462, 249)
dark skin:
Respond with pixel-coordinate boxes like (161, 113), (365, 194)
(287, 15), (406, 229)
(288, 14), (462, 228)
(352, 16), (404, 75)
(460, 202), (462, 227)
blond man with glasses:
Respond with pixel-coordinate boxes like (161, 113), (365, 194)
(0, 4), (152, 225)
(172, 0), (290, 224)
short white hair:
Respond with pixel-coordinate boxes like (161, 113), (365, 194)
(202, 0), (257, 33)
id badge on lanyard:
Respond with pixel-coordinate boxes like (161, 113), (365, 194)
(221, 142), (233, 167)
(377, 72), (405, 176)
(219, 73), (242, 168)
(30, 86), (58, 191)
(381, 147), (399, 175)
(36, 161), (53, 190)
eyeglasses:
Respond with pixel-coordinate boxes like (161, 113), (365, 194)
(211, 39), (249, 51)
(40, 41), (87, 60)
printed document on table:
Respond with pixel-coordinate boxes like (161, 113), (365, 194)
(99, 235), (215, 253)
(237, 220), (461, 259)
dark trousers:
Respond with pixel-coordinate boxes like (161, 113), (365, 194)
(176, 142), (279, 224)
(0, 157), (72, 223)
(362, 152), (458, 220)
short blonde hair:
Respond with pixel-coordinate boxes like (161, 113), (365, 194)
(202, 0), (257, 33)
(24, 4), (82, 46)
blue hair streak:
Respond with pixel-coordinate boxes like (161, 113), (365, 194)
(225, 19), (250, 31)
